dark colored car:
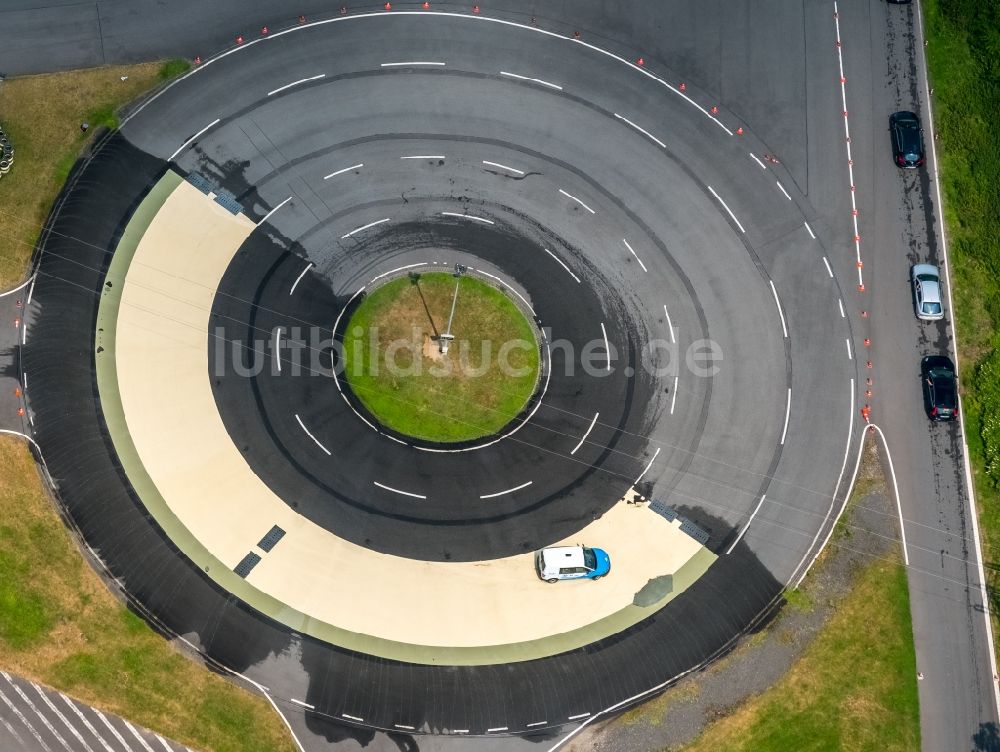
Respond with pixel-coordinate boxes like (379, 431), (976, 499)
(890, 111), (925, 168)
(921, 355), (957, 421)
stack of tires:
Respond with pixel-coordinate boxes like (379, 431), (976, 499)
(0, 124), (13, 180)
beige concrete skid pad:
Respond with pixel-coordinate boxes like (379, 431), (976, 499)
(109, 176), (717, 652)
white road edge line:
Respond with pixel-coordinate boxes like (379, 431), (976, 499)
(769, 280), (788, 338)
(441, 211), (493, 224)
(599, 322), (611, 371)
(868, 425), (910, 565)
(480, 480), (533, 499)
(804, 221), (817, 239)
(381, 61), (446, 67)
(780, 388), (791, 445)
(374, 481), (426, 500)
(267, 73), (325, 96)
(663, 304), (676, 343)
(499, 71), (562, 90)
(634, 447), (661, 484)
(543, 248), (581, 283)
(775, 180), (791, 200)
(483, 160), (525, 175)
(294, 414), (332, 456)
(289, 262), (314, 295)
(670, 375), (678, 415)
(613, 113), (666, 148)
(168, 118), (220, 162)
(570, 412), (600, 455)
(822, 256), (834, 277)
(324, 163), (363, 179)
(707, 185), (746, 234)
(259, 196), (292, 226)
(558, 188), (596, 214)
(725, 494), (767, 555)
(341, 217), (391, 238)
(749, 152), (767, 169)
(915, 0), (1000, 715)
(622, 238), (648, 272)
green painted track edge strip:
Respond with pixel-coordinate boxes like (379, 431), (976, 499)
(94, 173), (718, 664)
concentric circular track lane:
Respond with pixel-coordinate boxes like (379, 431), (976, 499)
(25, 10), (856, 735)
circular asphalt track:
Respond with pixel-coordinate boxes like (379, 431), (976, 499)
(22, 8), (858, 739)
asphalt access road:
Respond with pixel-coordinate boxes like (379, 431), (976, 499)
(6, 1), (993, 751)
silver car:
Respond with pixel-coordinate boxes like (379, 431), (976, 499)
(910, 264), (944, 321)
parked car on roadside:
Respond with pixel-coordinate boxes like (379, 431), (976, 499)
(535, 545), (610, 583)
(911, 263), (945, 321)
(921, 355), (957, 421)
(890, 111), (926, 168)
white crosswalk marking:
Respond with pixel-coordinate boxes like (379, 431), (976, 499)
(155, 734), (174, 752)
(59, 693), (116, 752)
(31, 682), (95, 752)
(1, 673), (73, 751)
(0, 712), (26, 749)
(94, 709), (135, 751)
(0, 686), (52, 752)
(122, 719), (156, 752)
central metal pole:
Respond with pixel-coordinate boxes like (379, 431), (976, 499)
(439, 264), (465, 354)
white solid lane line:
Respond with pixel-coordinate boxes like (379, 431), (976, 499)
(623, 238), (648, 273)
(707, 186), (746, 234)
(168, 118), (220, 161)
(670, 375), (678, 415)
(381, 61), (445, 67)
(634, 447), (661, 484)
(804, 221), (816, 239)
(725, 494), (767, 555)
(295, 414), (332, 456)
(499, 71), (563, 90)
(324, 163), (363, 179)
(401, 155), (445, 160)
(558, 188), (595, 214)
(776, 180), (791, 200)
(259, 196), (292, 226)
(374, 481), (426, 500)
(543, 248), (581, 284)
(749, 152), (767, 170)
(780, 388), (791, 445)
(441, 211), (493, 224)
(267, 73), (325, 96)
(600, 323), (611, 371)
(483, 160), (525, 175)
(341, 217), (391, 239)
(663, 305), (676, 343)
(769, 280), (788, 338)
(613, 113), (666, 148)
(570, 412), (600, 455)
(822, 256), (834, 277)
(289, 262), (314, 295)
(480, 480), (533, 499)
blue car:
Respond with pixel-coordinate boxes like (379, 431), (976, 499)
(535, 545), (611, 583)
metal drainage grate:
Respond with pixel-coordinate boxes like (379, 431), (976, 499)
(649, 500), (677, 522)
(233, 552), (262, 578)
(679, 519), (711, 546)
(257, 525), (286, 553)
(186, 172), (216, 195)
(214, 190), (243, 215)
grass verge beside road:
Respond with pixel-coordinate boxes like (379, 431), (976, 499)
(0, 437), (296, 752)
(0, 62), (292, 752)
(677, 556), (918, 752)
(0, 61), (189, 288)
(921, 1), (1000, 655)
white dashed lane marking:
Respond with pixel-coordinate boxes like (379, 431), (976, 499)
(324, 163), (363, 180)
(374, 481), (426, 500)
(480, 480), (533, 499)
(543, 248), (581, 284)
(482, 160), (525, 175)
(267, 73), (325, 96)
(499, 71), (563, 90)
(570, 412), (600, 455)
(622, 238), (647, 272)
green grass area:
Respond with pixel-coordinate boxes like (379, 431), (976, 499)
(158, 58), (191, 80)
(677, 557), (919, 752)
(0, 63), (295, 752)
(921, 1), (1000, 655)
(342, 272), (540, 442)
